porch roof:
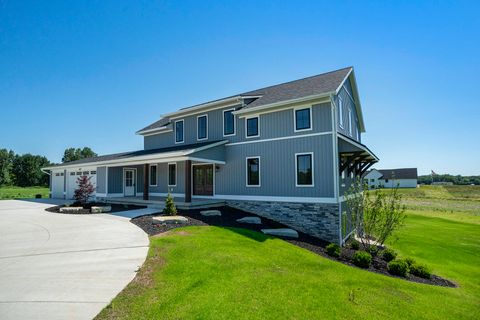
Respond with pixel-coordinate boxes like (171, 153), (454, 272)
(43, 140), (227, 170)
(338, 133), (379, 176)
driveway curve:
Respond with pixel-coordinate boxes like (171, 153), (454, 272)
(0, 200), (149, 320)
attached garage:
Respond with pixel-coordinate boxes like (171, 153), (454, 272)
(51, 170), (65, 198)
(65, 169), (97, 199)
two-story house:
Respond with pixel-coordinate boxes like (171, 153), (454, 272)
(43, 66), (378, 244)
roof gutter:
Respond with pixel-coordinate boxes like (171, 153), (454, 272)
(136, 126), (170, 136)
(233, 92), (333, 116)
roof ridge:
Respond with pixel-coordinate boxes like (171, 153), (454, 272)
(242, 66), (353, 94)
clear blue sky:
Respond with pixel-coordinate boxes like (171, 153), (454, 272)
(1, 1), (479, 175)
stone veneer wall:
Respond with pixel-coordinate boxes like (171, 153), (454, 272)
(227, 200), (341, 244)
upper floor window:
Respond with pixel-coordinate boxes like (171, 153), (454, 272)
(168, 163), (176, 186)
(348, 109), (353, 136)
(223, 109), (235, 136)
(149, 165), (157, 186)
(197, 115), (208, 140)
(296, 153), (314, 187)
(246, 157), (260, 187)
(338, 96), (344, 128)
(175, 120), (184, 143)
(246, 117), (259, 138)
(294, 107), (312, 132)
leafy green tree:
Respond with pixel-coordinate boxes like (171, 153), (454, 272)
(12, 154), (50, 187)
(0, 149), (15, 186)
(62, 147), (97, 163)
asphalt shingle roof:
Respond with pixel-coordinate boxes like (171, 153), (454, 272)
(377, 168), (418, 180)
(139, 67), (352, 132)
(47, 140), (224, 168)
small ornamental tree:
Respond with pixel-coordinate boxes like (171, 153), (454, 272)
(163, 192), (177, 216)
(74, 175), (95, 205)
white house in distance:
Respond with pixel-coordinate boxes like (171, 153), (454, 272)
(364, 168), (418, 189)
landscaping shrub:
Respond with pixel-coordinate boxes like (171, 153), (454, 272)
(73, 175), (95, 205)
(367, 245), (379, 256)
(163, 193), (177, 216)
(326, 243), (341, 257)
(350, 239), (360, 250)
(410, 263), (431, 279)
(387, 260), (409, 277)
(352, 251), (372, 268)
(404, 257), (416, 267)
(382, 248), (397, 262)
(35, 194), (42, 199)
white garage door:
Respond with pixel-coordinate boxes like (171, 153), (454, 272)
(51, 171), (65, 199)
(66, 169), (97, 200)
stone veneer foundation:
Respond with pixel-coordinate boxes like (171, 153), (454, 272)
(227, 200), (341, 244)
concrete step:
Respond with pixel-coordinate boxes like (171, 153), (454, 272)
(236, 216), (262, 224)
(261, 228), (299, 238)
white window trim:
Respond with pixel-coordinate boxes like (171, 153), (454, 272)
(174, 119), (185, 144)
(149, 164), (157, 187)
(196, 114), (208, 141)
(338, 96), (344, 129)
(293, 106), (313, 133)
(168, 162), (177, 187)
(223, 108), (236, 137)
(348, 108), (353, 136)
(295, 152), (314, 187)
(246, 156), (261, 187)
(245, 115), (260, 138)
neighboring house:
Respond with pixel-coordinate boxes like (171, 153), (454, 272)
(364, 168), (418, 188)
(43, 66), (378, 244)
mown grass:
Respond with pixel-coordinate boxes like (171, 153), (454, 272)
(0, 186), (49, 200)
(96, 186), (480, 320)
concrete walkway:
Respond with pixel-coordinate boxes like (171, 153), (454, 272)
(0, 200), (149, 320)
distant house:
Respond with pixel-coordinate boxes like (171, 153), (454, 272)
(364, 168), (418, 188)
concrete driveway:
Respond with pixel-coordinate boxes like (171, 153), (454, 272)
(0, 200), (149, 320)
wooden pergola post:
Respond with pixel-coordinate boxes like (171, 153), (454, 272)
(185, 160), (192, 203)
(143, 163), (149, 200)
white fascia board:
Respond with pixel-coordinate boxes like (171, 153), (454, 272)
(161, 96), (243, 119)
(233, 93), (332, 116)
(137, 127), (173, 136)
(334, 68), (366, 133)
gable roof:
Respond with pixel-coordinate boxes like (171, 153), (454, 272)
(376, 168), (418, 180)
(137, 67), (354, 134)
(43, 140), (226, 169)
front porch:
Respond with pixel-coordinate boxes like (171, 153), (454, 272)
(99, 195), (225, 210)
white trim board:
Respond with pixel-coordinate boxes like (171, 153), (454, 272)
(192, 194), (338, 204)
(226, 131), (332, 146)
(245, 156), (261, 187)
(295, 152), (314, 187)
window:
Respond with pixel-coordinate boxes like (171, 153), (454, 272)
(83, 171), (89, 175)
(197, 115), (208, 140)
(294, 107), (311, 131)
(175, 120), (184, 143)
(76, 172), (82, 175)
(246, 117), (259, 137)
(246, 157), (260, 187)
(168, 163), (176, 186)
(223, 109), (235, 136)
(296, 153), (314, 186)
(55, 173), (60, 176)
(385, 179), (389, 183)
(149, 165), (157, 186)
(90, 171), (96, 174)
(370, 179), (375, 182)
(70, 172), (75, 176)
(348, 109), (353, 136)
(338, 96), (344, 128)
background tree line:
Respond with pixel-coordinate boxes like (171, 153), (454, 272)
(418, 174), (480, 185)
(0, 147), (97, 187)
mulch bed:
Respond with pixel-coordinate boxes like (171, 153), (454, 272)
(45, 202), (146, 214)
(131, 206), (456, 288)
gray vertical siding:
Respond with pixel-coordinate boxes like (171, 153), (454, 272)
(148, 161), (185, 195)
(107, 165), (144, 195)
(96, 166), (106, 193)
(216, 134), (334, 197)
(144, 102), (332, 149)
(335, 77), (361, 142)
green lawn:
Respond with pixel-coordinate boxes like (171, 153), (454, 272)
(96, 186), (480, 319)
(0, 186), (49, 200)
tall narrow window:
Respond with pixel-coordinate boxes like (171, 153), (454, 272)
(246, 117), (259, 137)
(295, 107), (311, 131)
(296, 153), (313, 186)
(168, 163), (176, 186)
(338, 96), (344, 128)
(348, 109), (353, 136)
(246, 157), (260, 187)
(175, 120), (184, 143)
(197, 115), (207, 140)
(149, 165), (157, 186)
(223, 109), (235, 136)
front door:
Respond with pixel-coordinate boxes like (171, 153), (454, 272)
(193, 165), (213, 196)
(124, 169), (135, 196)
